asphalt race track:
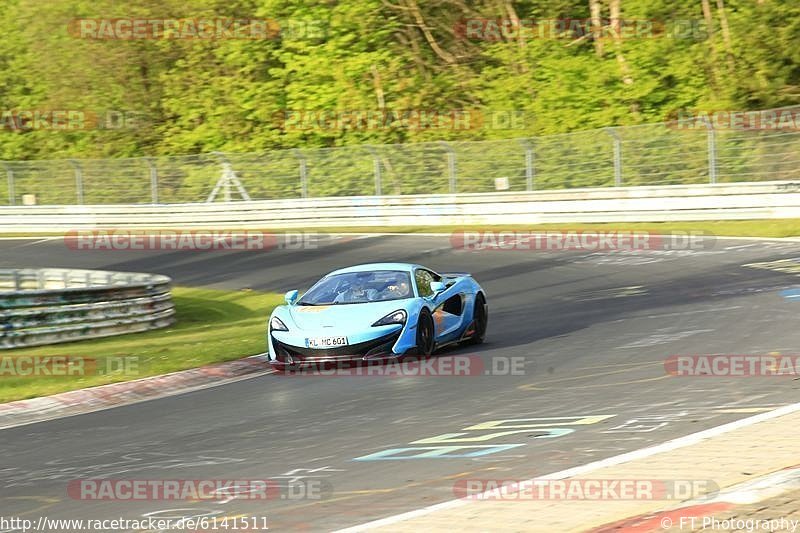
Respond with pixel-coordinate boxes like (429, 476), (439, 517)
(1, 234), (800, 532)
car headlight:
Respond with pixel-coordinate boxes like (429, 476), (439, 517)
(270, 316), (289, 331)
(372, 309), (407, 327)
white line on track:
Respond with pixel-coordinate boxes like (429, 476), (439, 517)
(723, 243), (761, 250)
(4, 237), (60, 248)
(0, 236), (62, 241)
(333, 401), (800, 532)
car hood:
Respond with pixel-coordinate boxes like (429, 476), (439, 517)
(285, 300), (412, 331)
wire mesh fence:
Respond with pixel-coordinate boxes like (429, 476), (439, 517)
(2, 106), (798, 205)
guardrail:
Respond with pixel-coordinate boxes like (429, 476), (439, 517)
(0, 269), (175, 349)
(0, 181), (799, 232)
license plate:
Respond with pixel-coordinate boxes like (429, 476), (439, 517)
(305, 336), (348, 349)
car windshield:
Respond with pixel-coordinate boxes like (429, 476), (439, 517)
(298, 270), (413, 305)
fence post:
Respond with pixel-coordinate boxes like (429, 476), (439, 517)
(365, 146), (382, 195)
(293, 149), (308, 198)
(605, 128), (622, 186)
(1, 163), (14, 205)
(69, 160), (83, 204)
(703, 116), (718, 184)
(520, 140), (535, 191)
(439, 141), (457, 193)
(146, 158), (158, 204)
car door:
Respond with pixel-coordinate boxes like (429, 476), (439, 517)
(415, 268), (465, 342)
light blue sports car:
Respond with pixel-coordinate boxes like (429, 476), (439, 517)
(266, 263), (488, 370)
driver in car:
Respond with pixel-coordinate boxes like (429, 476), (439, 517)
(381, 279), (410, 299)
(334, 282), (379, 303)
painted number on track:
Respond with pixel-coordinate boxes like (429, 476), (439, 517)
(353, 415), (614, 461)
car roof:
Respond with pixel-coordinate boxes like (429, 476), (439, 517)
(327, 263), (423, 275)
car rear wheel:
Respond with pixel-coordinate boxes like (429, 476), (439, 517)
(465, 293), (487, 345)
(415, 309), (435, 356)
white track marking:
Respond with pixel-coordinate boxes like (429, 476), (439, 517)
(710, 466), (800, 505)
(0, 236), (63, 241)
(724, 243), (761, 250)
(4, 237), (60, 248)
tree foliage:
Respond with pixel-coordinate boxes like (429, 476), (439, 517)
(0, 0), (797, 160)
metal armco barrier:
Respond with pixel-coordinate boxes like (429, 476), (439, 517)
(0, 181), (799, 231)
(0, 269), (175, 349)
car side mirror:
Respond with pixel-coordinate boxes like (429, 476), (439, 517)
(285, 290), (299, 305)
(429, 281), (446, 295)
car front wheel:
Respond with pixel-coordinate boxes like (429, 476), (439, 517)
(465, 293), (487, 345)
(415, 308), (435, 356)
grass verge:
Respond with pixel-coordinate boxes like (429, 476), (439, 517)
(295, 220), (800, 237)
(2, 219), (800, 238)
(0, 287), (283, 403)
